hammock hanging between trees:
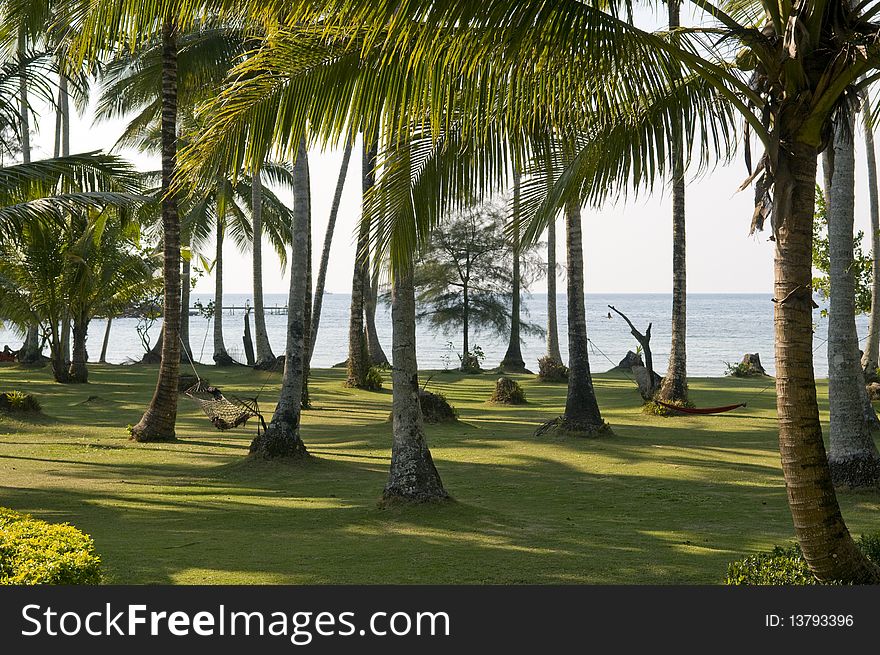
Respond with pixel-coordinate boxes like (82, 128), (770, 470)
(654, 400), (746, 415)
(184, 380), (268, 432)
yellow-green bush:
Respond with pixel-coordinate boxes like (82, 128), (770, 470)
(0, 508), (102, 585)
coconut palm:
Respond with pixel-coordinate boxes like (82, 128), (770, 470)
(824, 114), (880, 488)
(862, 101), (880, 376)
(545, 212), (563, 365)
(500, 169), (528, 373)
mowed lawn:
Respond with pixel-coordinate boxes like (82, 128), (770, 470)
(1, 362), (878, 584)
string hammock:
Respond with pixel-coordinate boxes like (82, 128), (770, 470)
(179, 335), (269, 435)
(654, 400), (746, 415)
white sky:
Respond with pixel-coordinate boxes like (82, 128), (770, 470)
(29, 6), (872, 297)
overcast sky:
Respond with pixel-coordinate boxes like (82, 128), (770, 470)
(30, 6), (873, 298)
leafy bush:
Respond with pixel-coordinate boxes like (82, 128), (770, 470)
(489, 377), (527, 405)
(0, 508), (102, 585)
(723, 361), (753, 378)
(726, 532), (880, 585)
(459, 346), (485, 373)
(419, 390), (457, 423)
(364, 366), (384, 391)
(0, 390), (41, 414)
(537, 356), (569, 382)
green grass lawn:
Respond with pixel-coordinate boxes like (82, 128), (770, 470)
(1, 362), (878, 584)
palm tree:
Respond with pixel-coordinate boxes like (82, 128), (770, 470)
(545, 212), (563, 364)
(308, 138), (354, 364)
(500, 168), (528, 373)
(249, 136), (310, 459)
(363, 134), (389, 368)
(825, 115), (880, 488)
(250, 166), (276, 368)
(862, 99), (880, 376)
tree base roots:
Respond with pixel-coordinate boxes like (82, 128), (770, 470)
(253, 356), (283, 372)
(535, 416), (612, 438)
(128, 423), (176, 443)
(829, 455), (880, 490)
(643, 398), (694, 417)
(213, 352), (238, 367)
(249, 423), (309, 460)
(379, 488), (451, 508)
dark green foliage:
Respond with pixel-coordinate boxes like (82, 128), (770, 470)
(459, 346), (485, 373)
(537, 356), (568, 382)
(177, 374), (202, 393)
(363, 366), (384, 391)
(812, 186), (872, 317)
(0, 390), (41, 414)
(724, 361), (762, 378)
(490, 377), (526, 404)
(0, 508), (102, 585)
(726, 532), (880, 585)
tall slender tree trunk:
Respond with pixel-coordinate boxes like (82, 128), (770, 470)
(213, 218), (233, 365)
(539, 199), (608, 437)
(249, 137), (310, 459)
(60, 318), (71, 367)
(180, 255), (193, 361)
(826, 118), (880, 488)
(862, 101), (880, 376)
(657, 0), (688, 404)
(99, 318), (112, 364)
(58, 67), (72, 368)
(382, 262), (448, 503)
(301, 151), (313, 409)
(129, 20), (181, 443)
(363, 135), (389, 367)
(345, 139), (373, 387)
(461, 285), (470, 369)
(545, 214), (563, 364)
(68, 312), (89, 383)
(771, 139), (879, 582)
(501, 169), (527, 372)
(49, 328), (69, 383)
(251, 167), (276, 368)
(309, 139), (353, 364)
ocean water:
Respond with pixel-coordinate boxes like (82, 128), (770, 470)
(0, 293), (857, 377)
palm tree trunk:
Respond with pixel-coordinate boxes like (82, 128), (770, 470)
(129, 20), (181, 443)
(501, 168), (527, 372)
(68, 311), (89, 383)
(180, 255), (193, 361)
(309, 139), (353, 364)
(60, 318), (71, 366)
(541, 198), (607, 436)
(49, 327), (69, 383)
(462, 284), (470, 369)
(545, 214), (563, 363)
(345, 139), (373, 387)
(249, 137), (310, 459)
(251, 167), (276, 367)
(213, 218), (233, 365)
(301, 152), (313, 409)
(382, 261), (448, 503)
(99, 318), (112, 364)
(862, 102), (880, 376)
(363, 135), (389, 367)
(826, 118), (880, 488)
(772, 139), (879, 582)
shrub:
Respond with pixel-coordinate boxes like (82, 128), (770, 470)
(459, 346), (485, 373)
(177, 374), (203, 393)
(0, 390), (41, 414)
(489, 377), (526, 405)
(537, 356), (568, 382)
(364, 366), (384, 391)
(723, 361), (753, 378)
(0, 508), (102, 585)
(725, 532), (880, 585)
(419, 390), (457, 423)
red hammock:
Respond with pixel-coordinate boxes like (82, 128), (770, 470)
(655, 401), (746, 415)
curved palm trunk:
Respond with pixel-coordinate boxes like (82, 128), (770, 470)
(544, 198), (607, 436)
(212, 218), (233, 365)
(364, 135), (389, 367)
(862, 104), (880, 376)
(99, 318), (112, 364)
(382, 262), (448, 503)
(772, 140), (879, 582)
(545, 214), (563, 363)
(249, 137), (310, 459)
(345, 139), (374, 387)
(251, 167), (276, 367)
(309, 139), (353, 364)
(129, 20), (181, 443)
(179, 255), (193, 361)
(826, 119), (880, 488)
(501, 169), (527, 372)
(68, 312), (88, 383)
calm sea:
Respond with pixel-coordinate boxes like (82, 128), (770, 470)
(0, 293), (857, 377)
